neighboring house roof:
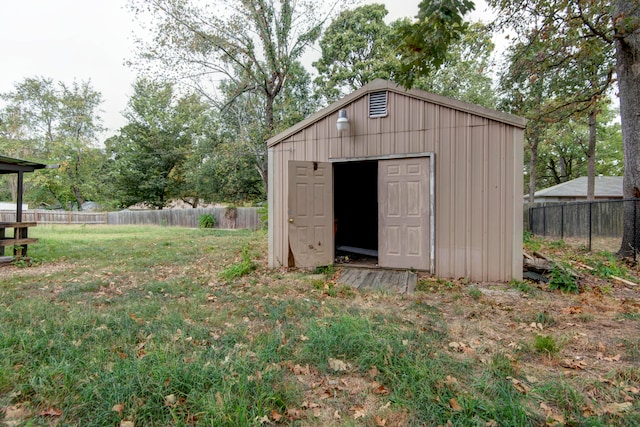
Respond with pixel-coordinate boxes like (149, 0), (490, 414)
(0, 154), (51, 174)
(534, 176), (623, 199)
(267, 79), (526, 148)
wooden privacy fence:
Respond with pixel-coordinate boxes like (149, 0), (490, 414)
(0, 207), (261, 230)
(526, 199), (639, 252)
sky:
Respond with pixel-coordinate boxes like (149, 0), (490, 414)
(0, 0), (493, 138)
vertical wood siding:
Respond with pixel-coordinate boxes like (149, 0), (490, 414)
(269, 90), (524, 282)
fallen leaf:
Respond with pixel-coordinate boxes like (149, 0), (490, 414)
(4, 404), (29, 426)
(486, 420), (498, 427)
(603, 402), (632, 414)
(271, 410), (283, 422)
(373, 383), (391, 395)
(286, 408), (303, 420)
(375, 415), (387, 426)
(299, 334), (309, 341)
(333, 410), (341, 419)
(449, 398), (462, 412)
(256, 414), (272, 424)
(328, 358), (348, 372)
(39, 407), (62, 417)
(625, 386), (640, 395)
(445, 375), (459, 385)
(351, 405), (366, 419)
(112, 403), (125, 416)
(292, 364), (310, 375)
(165, 394), (177, 406)
(121, 422), (135, 427)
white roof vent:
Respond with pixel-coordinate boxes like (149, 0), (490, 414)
(369, 91), (388, 118)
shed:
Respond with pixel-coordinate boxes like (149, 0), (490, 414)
(267, 80), (526, 282)
(533, 176), (623, 202)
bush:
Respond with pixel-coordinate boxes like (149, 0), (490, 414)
(548, 263), (578, 293)
(198, 213), (216, 229)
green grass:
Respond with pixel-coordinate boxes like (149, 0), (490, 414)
(1, 225), (639, 426)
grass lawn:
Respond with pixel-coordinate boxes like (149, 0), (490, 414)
(1, 225), (640, 426)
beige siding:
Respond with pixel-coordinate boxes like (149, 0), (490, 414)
(269, 86), (524, 282)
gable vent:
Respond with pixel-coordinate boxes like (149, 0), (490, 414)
(369, 91), (388, 118)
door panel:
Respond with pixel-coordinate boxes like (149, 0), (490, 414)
(288, 161), (334, 267)
(378, 158), (430, 270)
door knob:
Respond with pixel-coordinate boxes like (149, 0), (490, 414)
(289, 218), (294, 223)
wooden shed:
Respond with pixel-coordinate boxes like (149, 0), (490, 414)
(267, 79), (526, 282)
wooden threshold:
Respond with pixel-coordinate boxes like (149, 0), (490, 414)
(337, 267), (417, 294)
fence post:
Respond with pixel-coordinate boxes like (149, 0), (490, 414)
(560, 205), (564, 240)
(634, 200), (638, 262)
(589, 202), (593, 252)
(543, 206), (547, 236)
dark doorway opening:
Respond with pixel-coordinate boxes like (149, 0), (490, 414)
(333, 161), (378, 265)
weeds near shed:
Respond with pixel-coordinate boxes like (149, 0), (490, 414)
(548, 263), (579, 293)
(219, 244), (257, 282)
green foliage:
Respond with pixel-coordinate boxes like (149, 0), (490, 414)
(313, 4), (397, 103)
(534, 334), (559, 356)
(257, 203), (268, 230)
(534, 311), (556, 327)
(412, 23), (498, 108)
(548, 263), (579, 293)
(312, 264), (335, 277)
(468, 285), (482, 300)
(106, 79), (210, 209)
(509, 279), (538, 295)
(0, 77), (107, 208)
(391, 0), (475, 89)
(219, 244), (257, 282)
(198, 214), (216, 229)
(591, 254), (628, 279)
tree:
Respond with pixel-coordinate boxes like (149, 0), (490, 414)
(106, 79), (209, 209)
(129, 0), (335, 193)
(313, 3), (397, 103)
(413, 22), (497, 108)
(492, 0), (617, 203)
(0, 77), (105, 208)
(488, 0), (639, 255)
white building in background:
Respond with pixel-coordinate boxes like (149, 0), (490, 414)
(0, 202), (28, 211)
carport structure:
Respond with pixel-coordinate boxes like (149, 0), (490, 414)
(267, 80), (526, 282)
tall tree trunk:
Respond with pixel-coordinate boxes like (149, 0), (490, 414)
(616, 0), (640, 257)
(587, 108), (597, 201)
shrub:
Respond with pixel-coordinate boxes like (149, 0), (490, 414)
(198, 213), (216, 229)
(548, 263), (578, 293)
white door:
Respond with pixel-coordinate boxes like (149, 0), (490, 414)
(378, 158), (430, 270)
(288, 161), (334, 267)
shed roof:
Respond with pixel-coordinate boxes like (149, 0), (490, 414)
(267, 79), (526, 148)
(534, 176), (623, 198)
(0, 154), (50, 175)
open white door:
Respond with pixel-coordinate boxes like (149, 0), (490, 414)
(378, 158), (430, 270)
(288, 161), (334, 267)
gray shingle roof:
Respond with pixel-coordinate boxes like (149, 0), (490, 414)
(534, 176), (623, 198)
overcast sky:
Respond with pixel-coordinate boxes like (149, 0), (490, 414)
(0, 0), (492, 138)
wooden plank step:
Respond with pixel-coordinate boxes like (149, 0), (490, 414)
(0, 222), (37, 228)
(0, 238), (38, 247)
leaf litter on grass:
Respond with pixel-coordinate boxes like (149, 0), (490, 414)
(2, 226), (640, 425)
